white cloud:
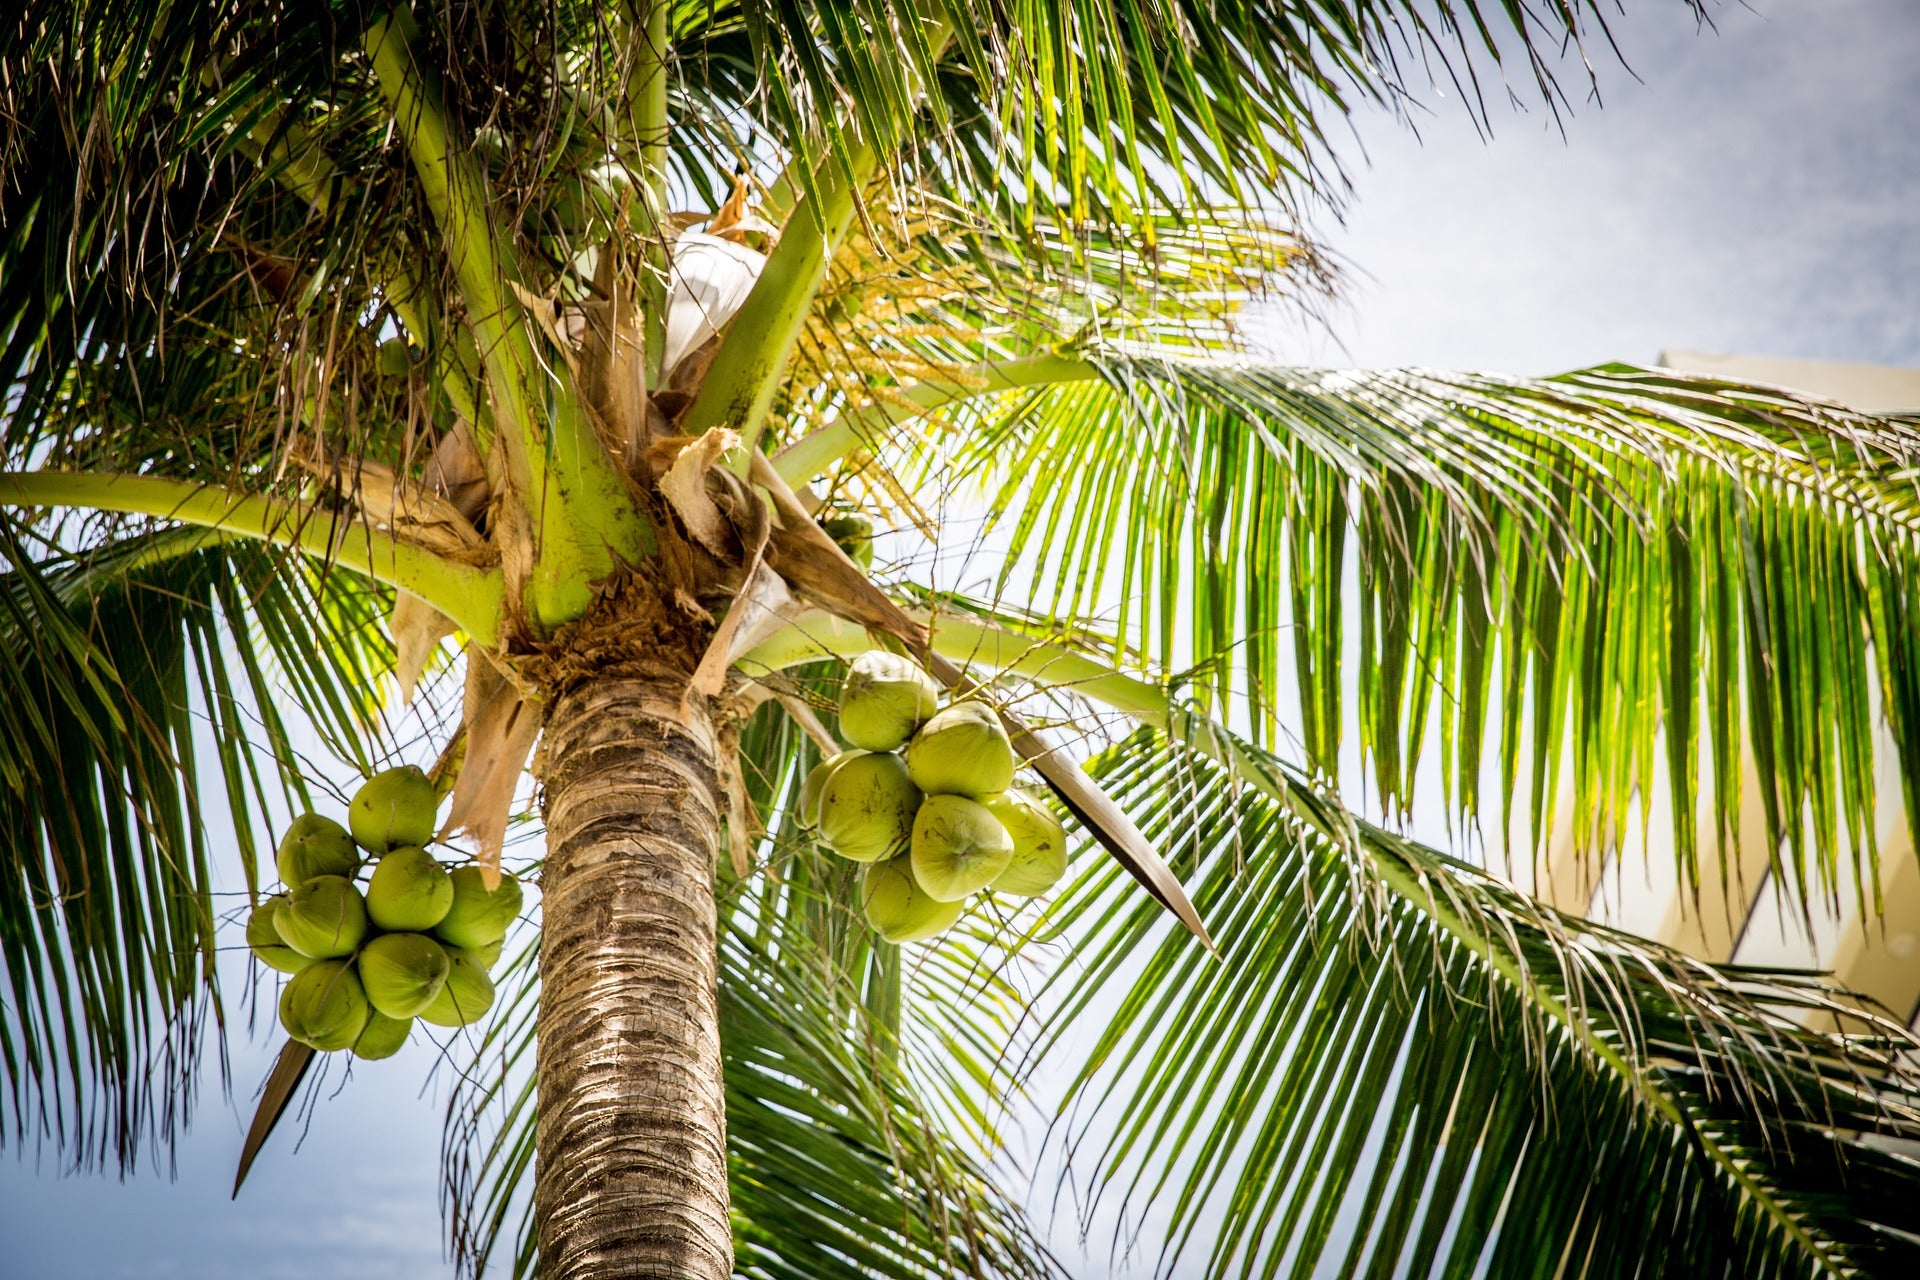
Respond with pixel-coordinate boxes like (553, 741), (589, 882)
(1259, 0), (1920, 376)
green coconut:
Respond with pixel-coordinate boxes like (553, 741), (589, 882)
(817, 751), (921, 863)
(435, 867), (524, 949)
(985, 788), (1069, 897)
(469, 937), (505, 970)
(838, 651), (941, 751)
(797, 749), (868, 829)
(904, 702), (1016, 799)
(279, 959), (371, 1051)
(348, 765), (440, 854)
(274, 875), (369, 959)
(418, 948), (496, 1028)
(246, 895), (314, 975)
(861, 853), (964, 943)
(910, 794), (1013, 902)
(365, 845), (454, 931)
(376, 336), (413, 377)
(357, 931), (452, 1019)
(274, 812), (359, 886)
(352, 1011), (413, 1061)
(822, 512), (875, 568)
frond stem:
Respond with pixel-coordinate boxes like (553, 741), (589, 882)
(365, 5), (654, 628)
(364, 6), (540, 493)
(623, 0), (671, 384)
(678, 17), (955, 461)
(772, 352), (1097, 486)
(0, 471), (504, 647)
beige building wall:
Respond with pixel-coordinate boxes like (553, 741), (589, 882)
(1658, 349), (1920, 415)
(1814, 742), (1920, 1026)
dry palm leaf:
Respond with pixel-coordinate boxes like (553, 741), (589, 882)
(440, 647), (541, 886)
(231, 1040), (315, 1198)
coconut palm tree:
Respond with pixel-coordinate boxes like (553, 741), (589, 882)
(7, 2), (1920, 1277)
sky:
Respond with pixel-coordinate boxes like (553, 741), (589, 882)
(1263, 0), (1920, 377)
(4, 2), (1919, 1277)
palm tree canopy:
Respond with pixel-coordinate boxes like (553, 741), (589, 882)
(8, 1), (1920, 1277)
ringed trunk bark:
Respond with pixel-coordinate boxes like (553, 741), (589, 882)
(536, 668), (732, 1279)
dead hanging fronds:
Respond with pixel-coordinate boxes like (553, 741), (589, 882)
(294, 422), (493, 703)
(440, 645), (542, 886)
(391, 591), (459, 704)
(289, 426), (494, 566)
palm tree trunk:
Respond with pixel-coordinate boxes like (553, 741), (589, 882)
(535, 667), (731, 1279)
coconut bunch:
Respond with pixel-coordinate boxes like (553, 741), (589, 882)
(800, 651), (1069, 943)
(245, 766), (524, 1060)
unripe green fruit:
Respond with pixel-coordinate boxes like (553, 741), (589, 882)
(377, 337), (413, 377)
(861, 854), (963, 943)
(905, 702), (1016, 799)
(365, 846), (454, 931)
(352, 1011), (413, 1061)
(435, 867), (524, 949)
(274, 875), (369, 959)
(349, 765), (439, 854)
(985, 789), (1068, 896)
(357, 932), (451, 1019)
(246, 896), (314, 975)
(275, 812), (358, 886)
(910, 794), (1013, 902)
(817, 752), (921, 862)
(418, 948), (496, 1028)
(822, 513), (874, 568)
(469, 937), (505, 970)
(279, 959), (371, 1051)
(798, 749), (868, 829)
(837, 651), (939, 751)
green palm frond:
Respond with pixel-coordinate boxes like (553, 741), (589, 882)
(724, 908), (1053, 1280)
(769, 204), (1327, 459)
(716, 0), (1704, 230)
(5, 0), (1706, 474)
(1, 2), (399, 466)
(1034, 724), (1920, 1279)
(905, 354), (1920, 911)
(0, 520), (397, 1168)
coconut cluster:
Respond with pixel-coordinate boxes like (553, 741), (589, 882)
(245, 766), (522, 1059)
(801, 651), (1068, 943)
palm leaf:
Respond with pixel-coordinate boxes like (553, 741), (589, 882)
(718, 0), (1705, 232)
(0, 519), (397, 1168)
(910, 353), (1920, 913)
(1033, 724), (1920, 1279)
(5, 1), (1711, 480)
